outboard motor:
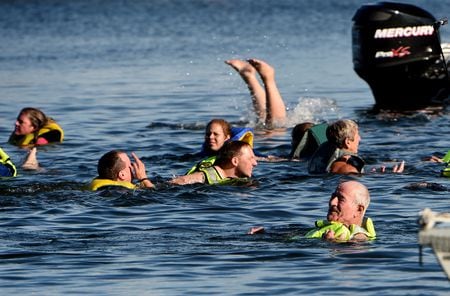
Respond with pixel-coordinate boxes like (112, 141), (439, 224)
(352, 2), (449, 110)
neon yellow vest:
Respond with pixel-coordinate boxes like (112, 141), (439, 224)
(305, 217), (376, 241)
(199, 166), (228, 185)
(441, 150), (450, 177)
(89, 178), (137, 191)
(442, 164), (450, 177)
(198, 166), (250, 185)
(9, 119), (64, 146)
(442, 150), (450, 163)
(186, 156), (217, 175)
(0, 148), (17, 177)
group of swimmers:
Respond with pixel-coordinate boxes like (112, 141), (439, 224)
(2, 58), (449, 242)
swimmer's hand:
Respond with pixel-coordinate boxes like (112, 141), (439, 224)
(22, 147), (40, 170)
(323, 230), (350, 242)
(371, 160), (405, 173)
(131, 152), (154, 188)
(392, 160), (405, 173)
(248, 226), (265, 235)
(323, 230), (335, 240)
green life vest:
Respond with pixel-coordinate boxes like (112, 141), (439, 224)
(442, 163), (450, 177)
(305, 217), (376, 241)
(89, 178), (137, 191)
(292, 123), (328, 159)
(198, 166), (250, 185)
(0, 148), (17, 177)
(440, 150), (450, 177)
(442, 150), (450, 163)
(186, 155), (217, 175)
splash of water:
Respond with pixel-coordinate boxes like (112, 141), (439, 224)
(287, 97), (339, 126)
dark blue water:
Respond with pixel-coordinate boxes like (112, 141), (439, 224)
(0, 0), (449, 294)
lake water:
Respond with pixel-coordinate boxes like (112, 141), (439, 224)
(0, 0), (449, 294)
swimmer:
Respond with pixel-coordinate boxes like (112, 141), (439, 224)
(225, 58), (286, 128)
(305, 180), (375, 241)
(308, 119), (404, 174)
(201, 119), (232, 157)
(187, 118), (254, 174)
(289, 122), (327, 159)
(9, 107), (64, 147)
(226, 59), (324, 160)
(308, 119), (364, 174)
(89, 150), (154, 191)
(172, 141), (257, 185)
(249, 180), (376, 242)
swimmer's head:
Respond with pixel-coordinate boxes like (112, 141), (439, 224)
(204, 119), (232, 153)
(326, 119), (360, 152)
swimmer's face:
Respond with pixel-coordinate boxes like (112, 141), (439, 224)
(235, 146), (257, 178)
(327, 182), (360, 226)
(15, 113), (36, 136)
(347, 128), (361, 153)
(205, 122), (231, 152)
(117, 152), (134, 182)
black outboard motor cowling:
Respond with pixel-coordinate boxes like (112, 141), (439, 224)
(352, 2), (449, 110)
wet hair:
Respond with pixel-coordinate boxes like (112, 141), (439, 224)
(97, 150), (126, 180)
(326, 119), (358, 148)
(289, 122), (317, 158)
(205, 119), (232, 138)
(18, 107), (49, 130)
(215, 141), (251, 167)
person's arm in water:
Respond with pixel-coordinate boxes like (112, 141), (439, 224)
(248, 226), (265, 235)
(22, 147), (40, 170)
(169, 171), (206, 185)
(323, 230), (370, 242)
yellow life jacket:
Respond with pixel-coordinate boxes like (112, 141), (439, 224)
(186, 155), (217, 175)
(199, 166), (225, 184)
(439, 150), (450, 177)
(442, 164), (450, 177)
(89, 178), (137, 191)
(198, 166), (251, 185)
(0, 148), (17, 177)
(9, 119), (64, 146)
(305, 217), (376, 241)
